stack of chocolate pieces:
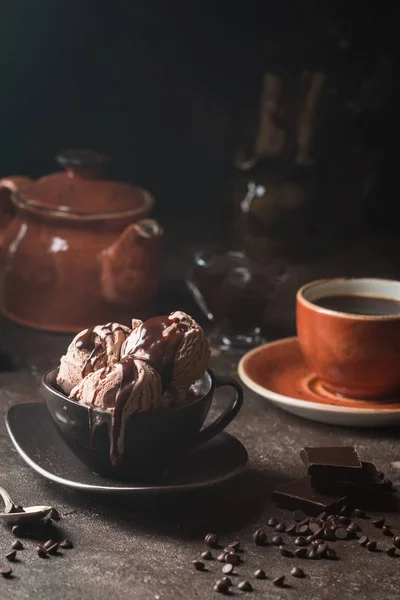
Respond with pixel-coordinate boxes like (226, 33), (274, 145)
(272, 446), (397, 514)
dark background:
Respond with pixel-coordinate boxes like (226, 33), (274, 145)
(0, 1), (399, 230)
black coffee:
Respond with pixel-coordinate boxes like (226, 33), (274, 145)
(314, 294), (400, 316)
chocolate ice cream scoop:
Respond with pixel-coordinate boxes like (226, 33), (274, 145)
(57, 322), (131, 394)
(121, 311), (210, 404)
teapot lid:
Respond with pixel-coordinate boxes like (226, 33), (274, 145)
(17, 150), (153, 216)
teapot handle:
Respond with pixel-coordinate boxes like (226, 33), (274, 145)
(0, 177), (32, 246)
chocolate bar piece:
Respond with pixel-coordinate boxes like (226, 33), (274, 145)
(311, 462), (395, 495)
(300, 446), (362, 479)
(272, 476), (347, 516)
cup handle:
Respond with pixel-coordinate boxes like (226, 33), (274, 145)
(192, 375), (244, 448)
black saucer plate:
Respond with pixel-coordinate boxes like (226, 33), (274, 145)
(6, 403), (248, 493)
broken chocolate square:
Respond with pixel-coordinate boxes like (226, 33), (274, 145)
(300, 446), (362, 479)
(272, 476), (347, 516)
(311, 462), (395, 495)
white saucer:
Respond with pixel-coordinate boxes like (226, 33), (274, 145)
(238, 337), (400, 427)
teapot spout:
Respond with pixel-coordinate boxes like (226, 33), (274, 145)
(101, 219), (163, 308)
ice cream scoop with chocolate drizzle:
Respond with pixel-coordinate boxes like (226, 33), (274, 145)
(59, 312), (210, 465)
(121, 311), (210, 404)
(57, 322), (131, 394)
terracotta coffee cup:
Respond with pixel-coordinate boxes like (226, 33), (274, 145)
(296, 278), (400, 399)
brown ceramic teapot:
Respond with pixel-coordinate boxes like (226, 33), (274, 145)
(0, 150), (163, 332)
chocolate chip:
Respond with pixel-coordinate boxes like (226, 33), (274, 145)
(286, 524), (297, 535)
(222, 563), (234, 574)
(295, 536), (307, 547)
(393, 536), (400, 549)
(291, 567), (305, 578)
(0, 567), (12, 578)
(324, 528), (336, 541)
(354, 509), (367, 518)
(214, 580), (229, 594)
(347, 522), (360, 533)
(227, 541), (240, 551)
(307, 549), (319, 559)
(226, 553), (239, 565)
(326, 514), (336, 521)
(272, 575), (285, 587)
(359, 536), (369, 547)
(50, 508), (60, 521)
(193, 560), (205, 571)
(382, 526), (393, 537)
(205, 533), (219, 548)
(222, 577), (232, 587)
(335, 528), (348, 540)
(217, 553), (227, 563)
(11, 540), (23, 551)
(254, 569), (267, 579)
(338, 516), (351, 525)
(224, 546), (236, 554)
(37, 546), (48, 558)
(238, 580), (253, 592)
(201, 550), (213, 560)
(293, 509), (306, 522)
(386, 546), (397, 557)
(11, 525), (22, 537)
(312, 526), (324, 538)
(299, 524), (310, 535)
(271, 535), (283, 546)
(317, 511), (327, 521)
(306, 535), (316, 543)
(60, 539), (73, 549)
(372, 518), (385, 528)
(44, 539), (55, 550)
(298, 517), (310, 526)
(48, 543), (59, 556)
(275, 522), (286, 533)
(5, 551), (17, 562)
(316, 542), (329, 558)
(280, 548), (293, 558)
(267, 517), (278, 527)
(366, 541), (377, 552)
(309, 522), (321, 533)
(326, 548), (338, 560)
(294, 547), (308, 558)
(253, 529), (268, 546)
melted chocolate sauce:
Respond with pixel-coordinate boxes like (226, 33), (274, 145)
(110, 315), (188, 465)
(76, 324), (127, 378)
(75, 326), (96, 351)
(127, 315), (187, 388)
(88, 406), (94, 451)
(111, 357), (137, 465)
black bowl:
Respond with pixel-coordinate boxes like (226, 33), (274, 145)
(41, 369), (243, 481)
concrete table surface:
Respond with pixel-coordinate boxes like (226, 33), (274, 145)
(1, 230), (400, 600)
